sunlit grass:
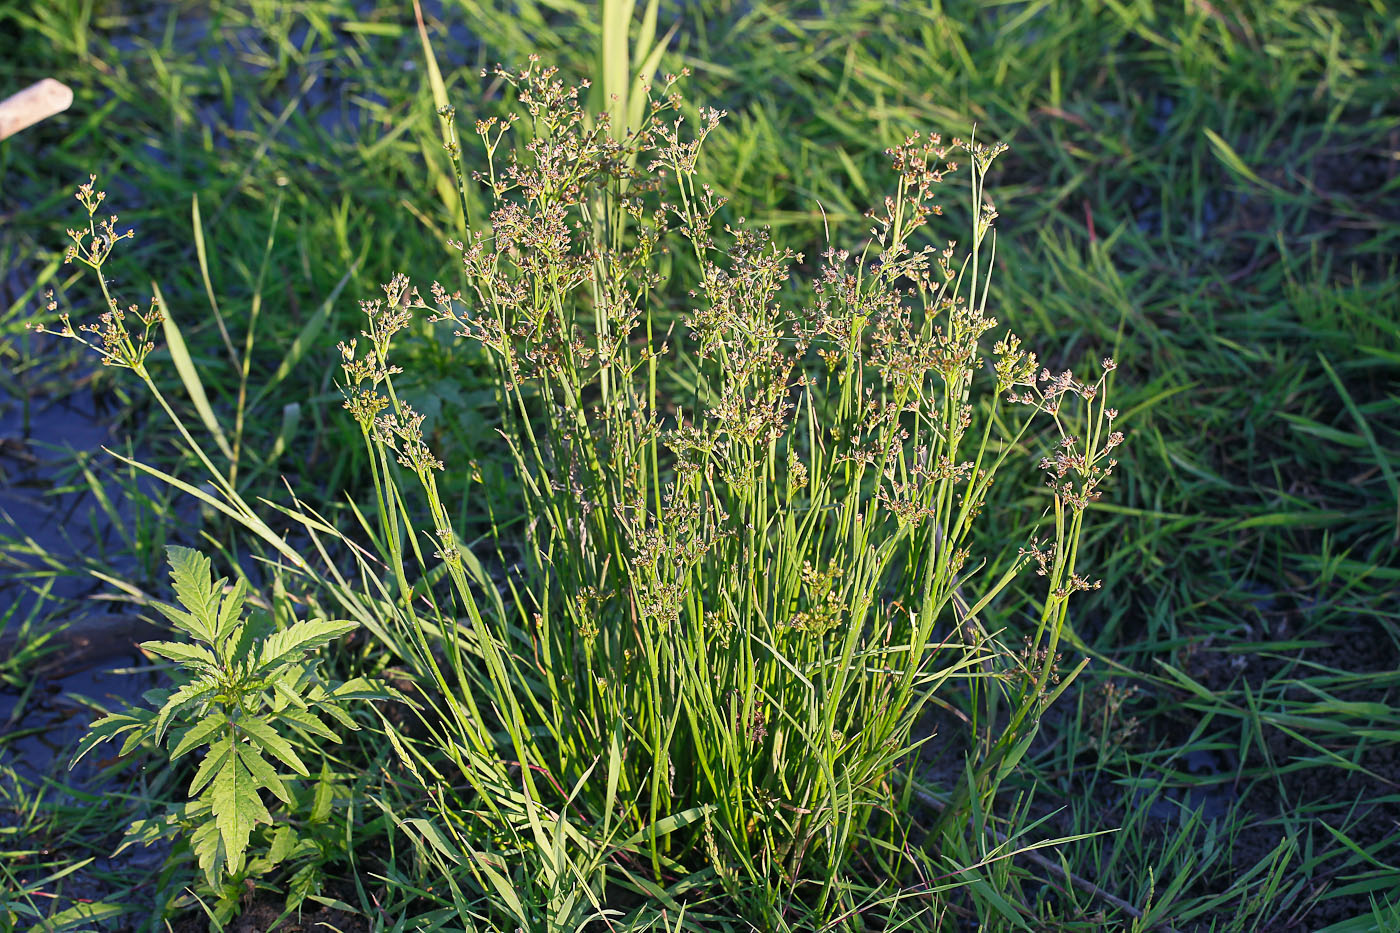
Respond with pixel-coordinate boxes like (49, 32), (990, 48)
(2, 0), (1397, 929)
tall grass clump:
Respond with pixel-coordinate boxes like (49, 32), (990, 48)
(331, 61), (1124, 924)
(45, 62), (1124, 928)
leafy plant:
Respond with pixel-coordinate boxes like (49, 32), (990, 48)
(72, 546), (385, 917)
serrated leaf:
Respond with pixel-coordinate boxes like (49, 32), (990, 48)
(119, 727), (151, 757)
(141, 640), (220, 669)
(266, 823), (298, 867)
(287, 661), (320, 697)
(165, 546), (224, 639)
(270, 678), (310, 712)
(151, 601), (207, 642)
(155, 677), (220, 746)
(70, 712), (148, 767)
(317, 700), (357, 732)
(278, 708), (339, 743)
(284, 862), (320, 915)
(331, 676), (393, 703)
(255, 618), (356, 675)
(214, 576), (248, 645)
(191, 817), (226, 888)
(311, 761), (334, 824)
(178, 797), (212, 820)
(236, 742), (292, 806)
(210, 748), (270, 873)
(238, 716), (308, 777)
(141, 687), (172, 708)
(115, 815), (181, 856)
(189, 736), (232, 798)
(170, 711), (228, 762)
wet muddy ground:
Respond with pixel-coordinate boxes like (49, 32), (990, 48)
(0, 368), (176, 922)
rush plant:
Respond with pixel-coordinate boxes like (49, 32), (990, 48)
(332, 61), (1124, 923)
(42, 63), (1122, 929)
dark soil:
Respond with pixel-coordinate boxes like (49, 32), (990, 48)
(1163, 610), (1400, 930)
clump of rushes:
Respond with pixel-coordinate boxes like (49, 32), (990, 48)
(31, 177), (317, 575)
(42, 63), (1122, 929)
(337, 60), (1124, 924)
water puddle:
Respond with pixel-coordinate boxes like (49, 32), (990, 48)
(1, 654), (159, 787)
(0, 365), (178, 921)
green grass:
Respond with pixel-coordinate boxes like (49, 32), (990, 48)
(2, 0), (1397, 929)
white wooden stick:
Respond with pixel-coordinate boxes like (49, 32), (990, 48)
(0, 78), (74, 141)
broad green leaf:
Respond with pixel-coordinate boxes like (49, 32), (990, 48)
(178, 797), (213, 820)
(311, 761), (335, 824)
(165, 546), (223, 639)
(278, 708), (340, 743)
(255, 618), (357, 675)
(214, 576), (249, 644)
(237, 742), (292, 806)
(191, 818), (226, 887)
(266, 823), (298, 867)
(140, 640), (219, 670)
(239, 716), (308, 777)
(331, 676), (393, 701)
(70, 712), (148, 766)
(210, 748), (270, 872)
(170, 711), (229, 762)
(155, 677), (220, 746)
(270, 678), (310, 712)
(189, 735), (232, 798)
(317, 697), (357, 732)
(150, 602), (207, 642)
(118, 726), (152, 757)
(115, 815), (181, 855)
(141, 687), (171, 708)
(284, 862), (324, 915)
